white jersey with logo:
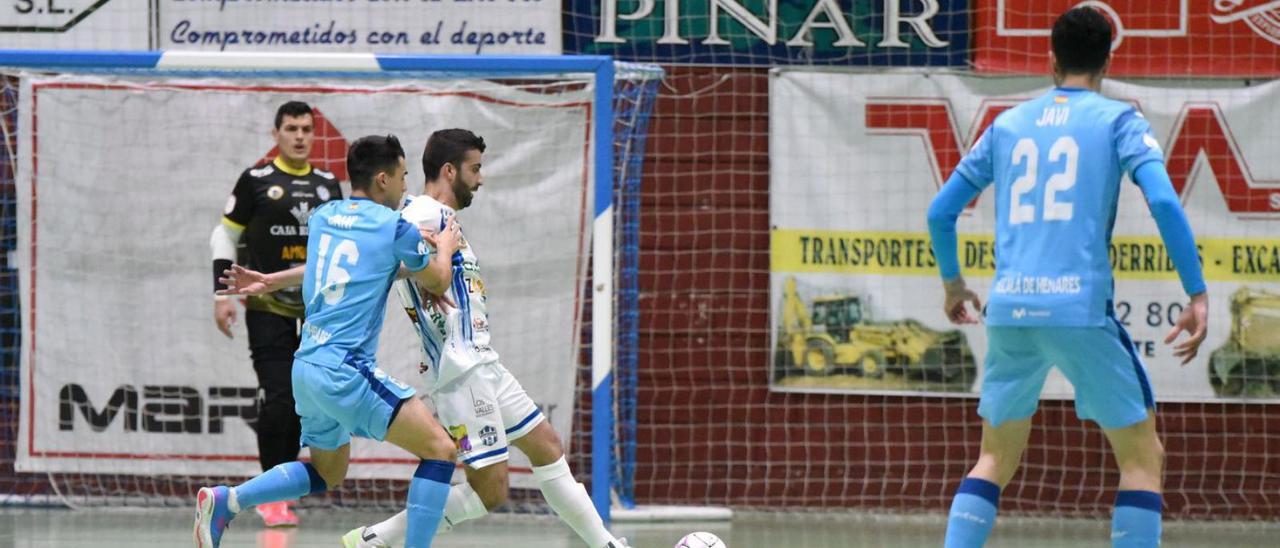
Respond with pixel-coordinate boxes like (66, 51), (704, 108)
(394, 194), (499, 393)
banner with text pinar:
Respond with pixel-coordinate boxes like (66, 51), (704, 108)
(769, 69), (1280, 401)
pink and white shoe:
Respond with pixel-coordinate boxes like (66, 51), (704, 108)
(256, 501), (300, 528)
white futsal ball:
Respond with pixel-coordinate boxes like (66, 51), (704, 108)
(675, 531), (725, 548)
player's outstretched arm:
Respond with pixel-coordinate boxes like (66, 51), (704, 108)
(411, 216), (461, 296)
(210, 221), (245, 338)
(217, 264), (305, 296)
(927, 172), (984, 324)
(1134, 161), (1208, 364)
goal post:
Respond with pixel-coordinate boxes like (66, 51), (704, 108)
(0, 49), (661, 522)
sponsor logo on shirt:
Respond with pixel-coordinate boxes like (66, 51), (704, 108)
(281, 245), (306, 260)
(303, 323), (332, 344)
(290, 203), (313, 225)
(372, 367), (411, 391)
(329, 214), (358, 229)
(1143, 133), (1163, 153)
(1012, 308), (1052, 320)
(448, 424), (471, 453)
(472, 391), (495, 418)
(267, 185), (284, 200)
(479, 425), (498, 447)
(994, 275), (1082, 295)
(269, 225), (309, 236)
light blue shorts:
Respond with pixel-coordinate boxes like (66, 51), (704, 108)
(292, 355), (417, 451)
(979, 318), (1154, 430)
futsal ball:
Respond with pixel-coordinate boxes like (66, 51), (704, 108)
(675, 531), (725, 548)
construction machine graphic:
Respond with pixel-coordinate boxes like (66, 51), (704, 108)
(774, 276), (976, 386)
(1210, 287), (1280, 398)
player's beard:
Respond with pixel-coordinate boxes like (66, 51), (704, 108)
(453, 176), (475, 209)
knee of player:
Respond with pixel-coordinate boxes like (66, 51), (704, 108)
(313, 464), (348, 489)
(976, 451), (1023, 484)
(1133, 438), (1165, 470)
(524, 439), (565, 466)
(422, 431), (456, 461)
(1147, 437), (1165, 460)
(474, 477), (509, 510)
(979, 445), (1023, 466)
(516, 424), (566, 465)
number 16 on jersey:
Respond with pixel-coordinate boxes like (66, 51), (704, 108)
(314, 234), (359, 305)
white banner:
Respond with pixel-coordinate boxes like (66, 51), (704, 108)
(15, 74), (594, 483)
(0, 0), (560, 54)
(769, 70), (1280, 401)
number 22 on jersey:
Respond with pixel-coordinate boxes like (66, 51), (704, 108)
(1009, 136), (1079, 225)
(314, 233), (359, 304)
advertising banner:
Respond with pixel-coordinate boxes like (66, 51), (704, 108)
(0, 0), (560, 54)
(15, 74), (593, 482)
(565, 0), (968, 65)
(975, 0), (1280, 77)
(770, 69), (1280, 401)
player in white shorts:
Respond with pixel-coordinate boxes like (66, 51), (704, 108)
(342, 129), (627, 548)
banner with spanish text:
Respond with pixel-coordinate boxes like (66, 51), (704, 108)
(769, 69), (1280, 401)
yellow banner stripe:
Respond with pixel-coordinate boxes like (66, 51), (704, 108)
(770, 229), (1280, 283)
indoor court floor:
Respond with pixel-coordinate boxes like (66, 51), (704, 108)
(1, 507), (1277, 547)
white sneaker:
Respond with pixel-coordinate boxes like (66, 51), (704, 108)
(341, 526), (390, 548)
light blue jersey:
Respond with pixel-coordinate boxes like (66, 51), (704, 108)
(955, 87), (1165, 326)
(295, 197), (432, 366)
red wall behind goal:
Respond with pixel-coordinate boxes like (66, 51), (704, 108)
(628, 66), (1280, 519)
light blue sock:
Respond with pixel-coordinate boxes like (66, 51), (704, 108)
(404, 459), (454, 548)
(232, 461), (326, 511)
(944, 477), (1001, 548)
(1112, 490), (1162, 548)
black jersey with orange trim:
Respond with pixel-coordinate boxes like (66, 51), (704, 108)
(223, 157), (342, 318)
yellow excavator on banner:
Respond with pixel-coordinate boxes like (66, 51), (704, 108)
(1210, 287), (1280, 398)
(776, 276), (976, 386)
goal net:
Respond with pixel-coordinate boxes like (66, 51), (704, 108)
(0, 52), (661, 511)
(560, 1), (1280, 521)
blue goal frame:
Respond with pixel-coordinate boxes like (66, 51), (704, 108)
(0, 49), (622, 523)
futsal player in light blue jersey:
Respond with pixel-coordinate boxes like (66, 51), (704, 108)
(926, 8), (1209, 548)
(195, 135), (464, 548)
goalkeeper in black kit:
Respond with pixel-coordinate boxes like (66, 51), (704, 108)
(209, 101), (343, 528)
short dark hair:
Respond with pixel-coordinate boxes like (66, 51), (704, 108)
(1052, 7), (1113, 75)
(274, 101), (314, 129)
(422, 129), (487, 180)
(346, 135), (405, 191)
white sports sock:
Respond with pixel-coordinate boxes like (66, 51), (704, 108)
(366, 483), (488, 545)
(226, 488), (241, 514)
(444, 482), (489, 530)
(534, 457), (617, 547)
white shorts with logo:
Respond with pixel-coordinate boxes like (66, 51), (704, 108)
(434, 362), (545, 469)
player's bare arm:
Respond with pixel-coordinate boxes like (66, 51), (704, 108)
(412, 215), (461, 295)
(942, 277), (983, 326)
(1165, 292), (1208, 365)
(217, 264), (305, 296)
